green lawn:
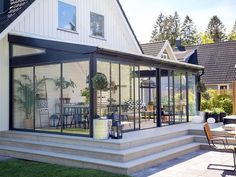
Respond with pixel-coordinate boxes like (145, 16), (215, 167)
(0, 159), (129, 177)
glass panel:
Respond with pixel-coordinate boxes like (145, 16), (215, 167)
(97, 60), (111, 118)
(169, 71), (174, 124)
(120, 64), (135, 131)
(188, 73), (197, 121)
(13, 67), (34, 129)
(35, 64), (61, 133)
(174, 71), (187, 123)
(58, 1), (76, 31)
(62, 61), (90, 135)
(90, 12), (104, 38)
(139, 66), (157, 129)
(12, 45), (46, 57)
(134, 66), (140, 130)
(161, 69), (170, 126)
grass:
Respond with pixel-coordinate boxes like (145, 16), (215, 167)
(0, 159), (129, 177)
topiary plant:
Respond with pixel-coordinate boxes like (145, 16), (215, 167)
(92, 73), (108, 117)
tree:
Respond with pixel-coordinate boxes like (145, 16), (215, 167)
(229, 20), (236, 41)
(206, 15), (227, 43)
(180, 15), (198, 45)
(150, 13), (165, 42)
(170, 11), (181, 46)
(199, 32), (214, 44)
(150, 11), (180, 46)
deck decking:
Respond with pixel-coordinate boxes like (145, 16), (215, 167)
(0, 123), (230, 175)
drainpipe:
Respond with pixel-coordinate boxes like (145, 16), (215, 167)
(197, 69), (205, 111)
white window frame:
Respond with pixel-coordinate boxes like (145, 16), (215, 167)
(57, 1), (77, 33)
(90, 12), (105, 39)
(218, 84), (229, 90)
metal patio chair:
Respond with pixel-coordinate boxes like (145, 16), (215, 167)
(203, 123), (236, 171)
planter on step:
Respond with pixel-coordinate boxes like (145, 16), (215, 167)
(93, 119), (110, 140)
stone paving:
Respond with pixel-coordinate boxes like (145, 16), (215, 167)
(132, 150), (236, 177)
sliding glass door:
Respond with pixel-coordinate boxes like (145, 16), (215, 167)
(12, 60), (90, 136)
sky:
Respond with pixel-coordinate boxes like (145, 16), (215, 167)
(119, 0), (236, 43)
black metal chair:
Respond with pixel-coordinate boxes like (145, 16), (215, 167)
(204, 123), (236, 171)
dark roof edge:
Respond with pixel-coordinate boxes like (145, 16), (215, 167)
(186, 40), (236, 48)
(0, 0), (36, 34)
(116, 0), (144, 54)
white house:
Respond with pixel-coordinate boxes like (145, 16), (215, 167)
(0, 0), (204, 174)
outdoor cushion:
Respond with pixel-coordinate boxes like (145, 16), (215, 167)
(192, 116), (204, 124)
(207, 117), (216, 124)
(222, 124), (236, 131)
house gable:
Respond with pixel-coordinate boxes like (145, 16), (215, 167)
(141, 41), (177, 61)
(5, 0), (142, 53)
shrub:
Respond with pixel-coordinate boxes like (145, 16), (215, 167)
(201, 89), (233, 115)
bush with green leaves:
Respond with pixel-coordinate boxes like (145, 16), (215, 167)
(201, 89), (233, 115)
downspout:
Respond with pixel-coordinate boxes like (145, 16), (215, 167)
(197, 69), (205, 111)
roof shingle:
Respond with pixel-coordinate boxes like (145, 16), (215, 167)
(141, 41), (166, 57)
(186, 41), (236, 85)
(0, 0), (35, 34)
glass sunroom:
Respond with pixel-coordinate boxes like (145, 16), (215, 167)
(10, 35), (203, 137)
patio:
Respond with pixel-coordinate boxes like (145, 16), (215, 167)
(132, 150), (236, 177)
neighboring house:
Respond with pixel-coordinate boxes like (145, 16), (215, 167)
(176, 41), (236, 92)
(0, 0), (203, 136)
(141, 40), (177, 60)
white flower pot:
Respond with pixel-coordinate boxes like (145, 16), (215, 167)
(93, 119), (110, 140)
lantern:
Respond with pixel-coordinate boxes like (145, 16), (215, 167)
(110, 121), (123, 139)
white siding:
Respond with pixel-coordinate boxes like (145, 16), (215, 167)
(11, 0), (141, 53)
(0, 36), (9, 131)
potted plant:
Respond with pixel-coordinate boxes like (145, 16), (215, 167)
(81, 87), (90, 104)
(54, 77), (77, 103)
(14, 75), (50, 128)
(210, 108), (224, 123)
(92, 73), (109, 140)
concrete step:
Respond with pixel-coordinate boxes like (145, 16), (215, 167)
(0, 142), (202, 175)
(0, 135), (195, 162)
(0, 130), (189, 150)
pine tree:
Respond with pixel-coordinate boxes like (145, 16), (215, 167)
(150, 12), (180, 46)
(229, 20), (236, 41)
(170, 11), (181, 46)
(150, 13), (165, 42)
(206, 15), (226, 43)
(180, 15), (198, 45)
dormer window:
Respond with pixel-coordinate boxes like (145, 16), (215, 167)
(90, 12), (104, 38)
(58, 1), (76, 32)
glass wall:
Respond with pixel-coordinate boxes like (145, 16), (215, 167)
(62, 61), (90, 135)
(12, 60), (90, 135)
(12, 54), (198, 136)
(174, 72), (187, 123)
(188, 73), (197, 120)
(35, 64), (61, 133)
(139, 66), (157, 129)
(97, 60), (139, 131)
(161, 69), (170, 126)
(13, 67), (34, 130)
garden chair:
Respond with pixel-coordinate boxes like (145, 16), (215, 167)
(204, 123), (236, 171)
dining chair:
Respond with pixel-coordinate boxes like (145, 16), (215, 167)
(204, 123), (236, 171)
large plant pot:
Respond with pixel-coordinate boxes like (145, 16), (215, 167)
(210, 113), (220, 123)
(220, 112), (227, 122)
(24, 118), (33, 129)
(205, 112), (210, 122)
(93, 119), (110, 140)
